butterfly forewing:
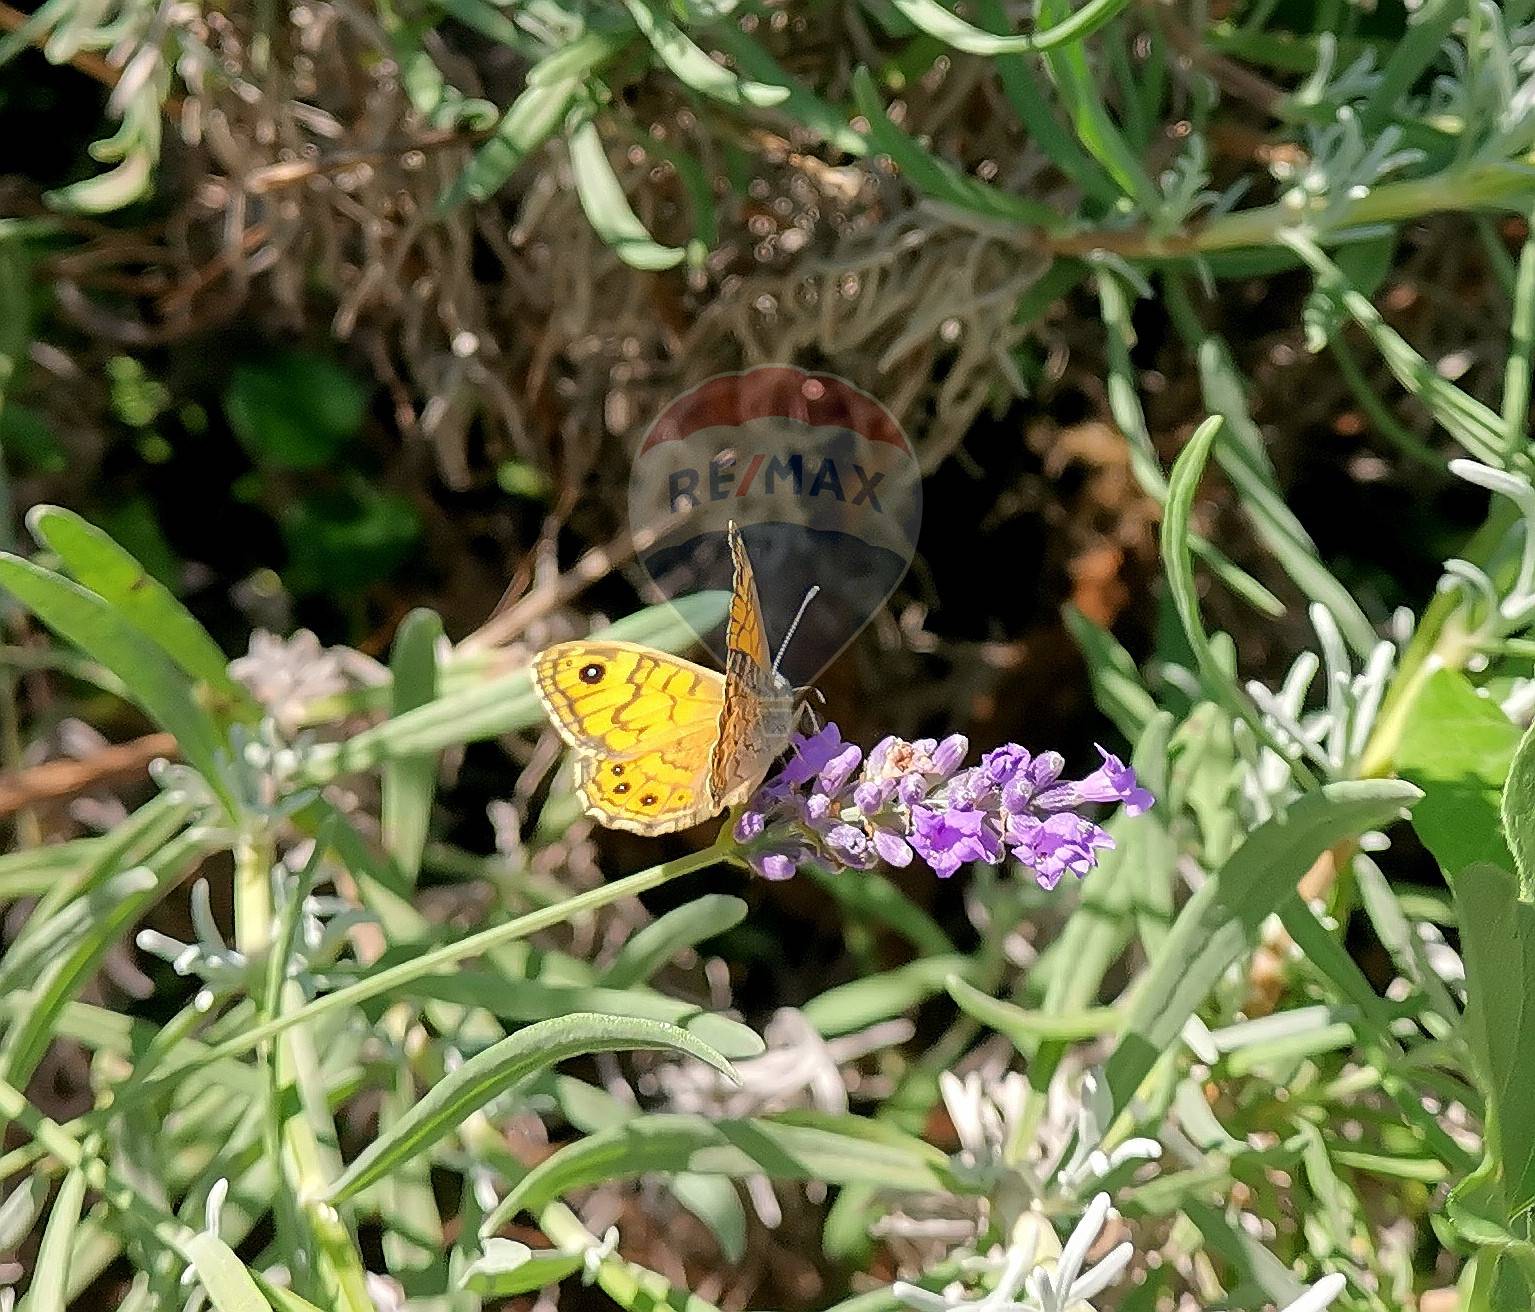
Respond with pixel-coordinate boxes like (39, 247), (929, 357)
(709, 525), (796, 808)
(533, 641), (725, 757)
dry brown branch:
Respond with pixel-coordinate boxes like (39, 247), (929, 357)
(0, 732), (178, 817)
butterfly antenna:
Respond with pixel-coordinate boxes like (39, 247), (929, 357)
(773, 585), (820, 676)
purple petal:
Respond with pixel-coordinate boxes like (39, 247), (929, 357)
(873, 829), (914, 867)
(818, 745), (864, 796)
(855, 779), (896, 815)
(754, 850), (801, 881)
(930, 734), (969, 776)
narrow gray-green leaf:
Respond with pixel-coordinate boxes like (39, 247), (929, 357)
(178, 1231), (273, 1312)
(567, 115), (685, 271)
(441, 75), (579, 208)
(1161, 418), (1308, 781)
(1102, 780), (1420, 1124)
(462, 1238), (584, 1296)
(325, 1014), (735, 1204)
(622, 0), (788, 106)
(28, 1165), (88, 1312)
(480, 1112), (956, 1235)
(382, 607), (442, 884)
(892, 0), (1133, 53)
(601, 894), (747, 989)
(1502, 715), (1535, 900)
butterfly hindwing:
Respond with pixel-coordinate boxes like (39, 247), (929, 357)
(573, 726), (719, 834)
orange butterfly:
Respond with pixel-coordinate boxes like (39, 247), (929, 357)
(533, 524), (803, 834)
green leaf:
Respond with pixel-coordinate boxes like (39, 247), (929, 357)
(621, 0), (788, 106)
(669, 1173), (746, 1264)
(1161, 417), (1304, 779)
(387, 968), (764, 1060)
(850, 68), (1060, 228)
(801, 954), (977, 1036)
(892, 0), (1133, 53)
(567, 114), (685, 271)
(1454, 863), (1535, 1222)
(0, 555), (234, 811)
(946, 975), (1119, 1046)
(325, 1014), (736, 1204)
(462, 1238), (584, 1296)
(442, 74), (581, 207)
(1102, 780), (1420, 1126)
(479, 1112), (956, 1235)
(1062, 603), (1158, 742)
(179, 1232), (274, 1312)
(26, 506), (249, 709)
(381, 608), (442, 884)
(1399, 668), (1520, 877)
(29, 1165), (88, 1312)
(1503, 715), (1535, 899)
(224, 350), (367, 471)
(601, 894), (747, 989)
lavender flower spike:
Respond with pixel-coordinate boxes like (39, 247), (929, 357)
(733, 723), (1152, 888)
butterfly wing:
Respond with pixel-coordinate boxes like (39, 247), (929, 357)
(710, 524), (794, 807)
(533, 640), (726, 835)
(572, 726), (721, 834)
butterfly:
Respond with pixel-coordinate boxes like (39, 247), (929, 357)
(532, 524), (806, 835)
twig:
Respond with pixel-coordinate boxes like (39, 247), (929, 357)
(0, 732), (178, 818)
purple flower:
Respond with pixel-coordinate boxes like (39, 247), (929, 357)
(731, 723), (1151, 889)
(1007, 812), (1116, 890)
(910, 803), (1003, 878)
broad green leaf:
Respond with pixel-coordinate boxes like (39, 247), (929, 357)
(0, 555), (234, 811)
(463, 1238), (583, 1295)
(1454, 863), (1535, 1221)
(1503, 715), (1535, 899)
(1399, 668), (1519, 877)
(601, 894), (747, 989)
(479, 1112), (957, 1235)
(27, 506), (250, 708)
(381, 608), (442, 884)
(325, 1014), (735, 1204)
(223, 350), (367, 472)
(28, 1165), (87, 1312)
(567, 114), (685, 271)
(179, 1232), (273, 1312)
(1102, 780), (1420, 1125)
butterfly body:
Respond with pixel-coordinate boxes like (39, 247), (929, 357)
(532, 525), (796, 835)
